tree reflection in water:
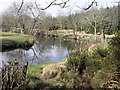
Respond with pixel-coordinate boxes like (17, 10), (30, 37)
(0, 36), (79, 66)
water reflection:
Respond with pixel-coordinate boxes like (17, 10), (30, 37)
(0, 36), (79, 67)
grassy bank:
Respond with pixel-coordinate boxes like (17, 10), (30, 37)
(43, 30), (114, 40)
(1, 31), (120, 89)
(27, 45), (120, 89)
(27, 59), (67, 88)
(26, 30), (120, 89)
(27, 62), (54, 87)
(0, 32), (35, 52)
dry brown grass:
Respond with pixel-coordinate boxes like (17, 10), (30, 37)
(41, 59), (67, 79)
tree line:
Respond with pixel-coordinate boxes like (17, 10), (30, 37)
(0, 2), (119, 35)
(51, 6), (118, 35)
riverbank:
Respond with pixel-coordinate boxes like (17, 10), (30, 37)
(0, 32), (35, 52)
(27, 59), (67, 88)
(1, 30), (119, 89)
(27, 44), (120, 89)
(42, 30), (114, 41)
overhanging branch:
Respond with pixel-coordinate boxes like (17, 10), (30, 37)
(76, 0), (97, 10)
(17, 0), (24, 13)
(41, 0), (70, 10)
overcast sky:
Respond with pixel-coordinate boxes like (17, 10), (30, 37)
(0, 0), (119, 16)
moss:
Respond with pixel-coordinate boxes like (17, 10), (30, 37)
(0, 32), (35, 52)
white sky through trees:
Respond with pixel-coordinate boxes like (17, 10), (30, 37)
(0, 0), (119, 16)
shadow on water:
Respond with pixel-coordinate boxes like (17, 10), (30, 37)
(0, 35), (79, 67)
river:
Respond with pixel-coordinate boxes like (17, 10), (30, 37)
(0, 36), (79, 68)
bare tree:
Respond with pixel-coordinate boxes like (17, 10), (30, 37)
(1, 0), (102, 35)
(18, 0), (70, 12)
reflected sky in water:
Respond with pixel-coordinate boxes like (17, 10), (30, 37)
(0, 36), (79, 67)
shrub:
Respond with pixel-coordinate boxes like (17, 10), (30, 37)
(91, 46), (109, 59)
(108, 30), (120, 70)
(90, 70), (105, 88)
(1, 60), (29, 89)
(90, 30), (120, 88)
(85, 47), (108, 73)
(66, 35), (120, 88)
(67, 50), (89, 75)
(85, 58), (101, 74)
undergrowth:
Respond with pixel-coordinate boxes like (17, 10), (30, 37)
(1, 31), (120, 89)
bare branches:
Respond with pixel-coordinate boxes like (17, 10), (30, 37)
(34, 0), (40, 12)
(83, 0), (97, 10)
(41, 0), (70, 10)
(17, 0), (70, 13)
(77, 0), (97, 10)
(17, 0), (97, 13)
(17, 0), (24, 13)
(41, 0), (57, 10)
(27, 6), (36, 18)
(52, 0), (70, 8)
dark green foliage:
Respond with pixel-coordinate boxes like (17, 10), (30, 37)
(92, 46), (109, 59)
(67, 50), (89, 74)
(89, 31), (120, 88)
(85, 59), (100, 73)
(90, 70), (107, 88)
(66, 41), (120, 88)
(1, 60), (29, 89)
(108, 30), (120, 70)
(67, 47), (109, 74)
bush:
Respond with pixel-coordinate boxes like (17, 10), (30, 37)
(91, 70), (105, 88)
(85, 47), (108, 73)
(65, 35), (120, 88)
(108, 30), (120, 70)
(1, 60), (29, 89)
(66, 47), (108, 75)
(90, 31), (120, 89)
(91, 46), (109, 59)
(67, 50), (89, 75)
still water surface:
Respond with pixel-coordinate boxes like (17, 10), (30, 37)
(0, 36), (79, 68)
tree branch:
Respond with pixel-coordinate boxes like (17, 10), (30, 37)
(17, 0), (24, 13)
(76, 0), (97, 10)
(85, 17), (95, 28)
(41, 0), (69, 10)
(41, 0), (57, 10)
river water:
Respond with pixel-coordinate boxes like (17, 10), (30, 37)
(0, 36), (79, 68)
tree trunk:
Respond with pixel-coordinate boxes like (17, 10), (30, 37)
(94, 27), (97, 42)
(101, 29), (105, 44)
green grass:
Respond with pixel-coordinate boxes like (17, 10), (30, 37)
(28, 62), (56, 76)
(0, 32), (21, 36)
(0, 32), (34, 44)
(0, 32), (35, 51)
(27, 62), (56, 87)
(27, 59), (69, 88)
